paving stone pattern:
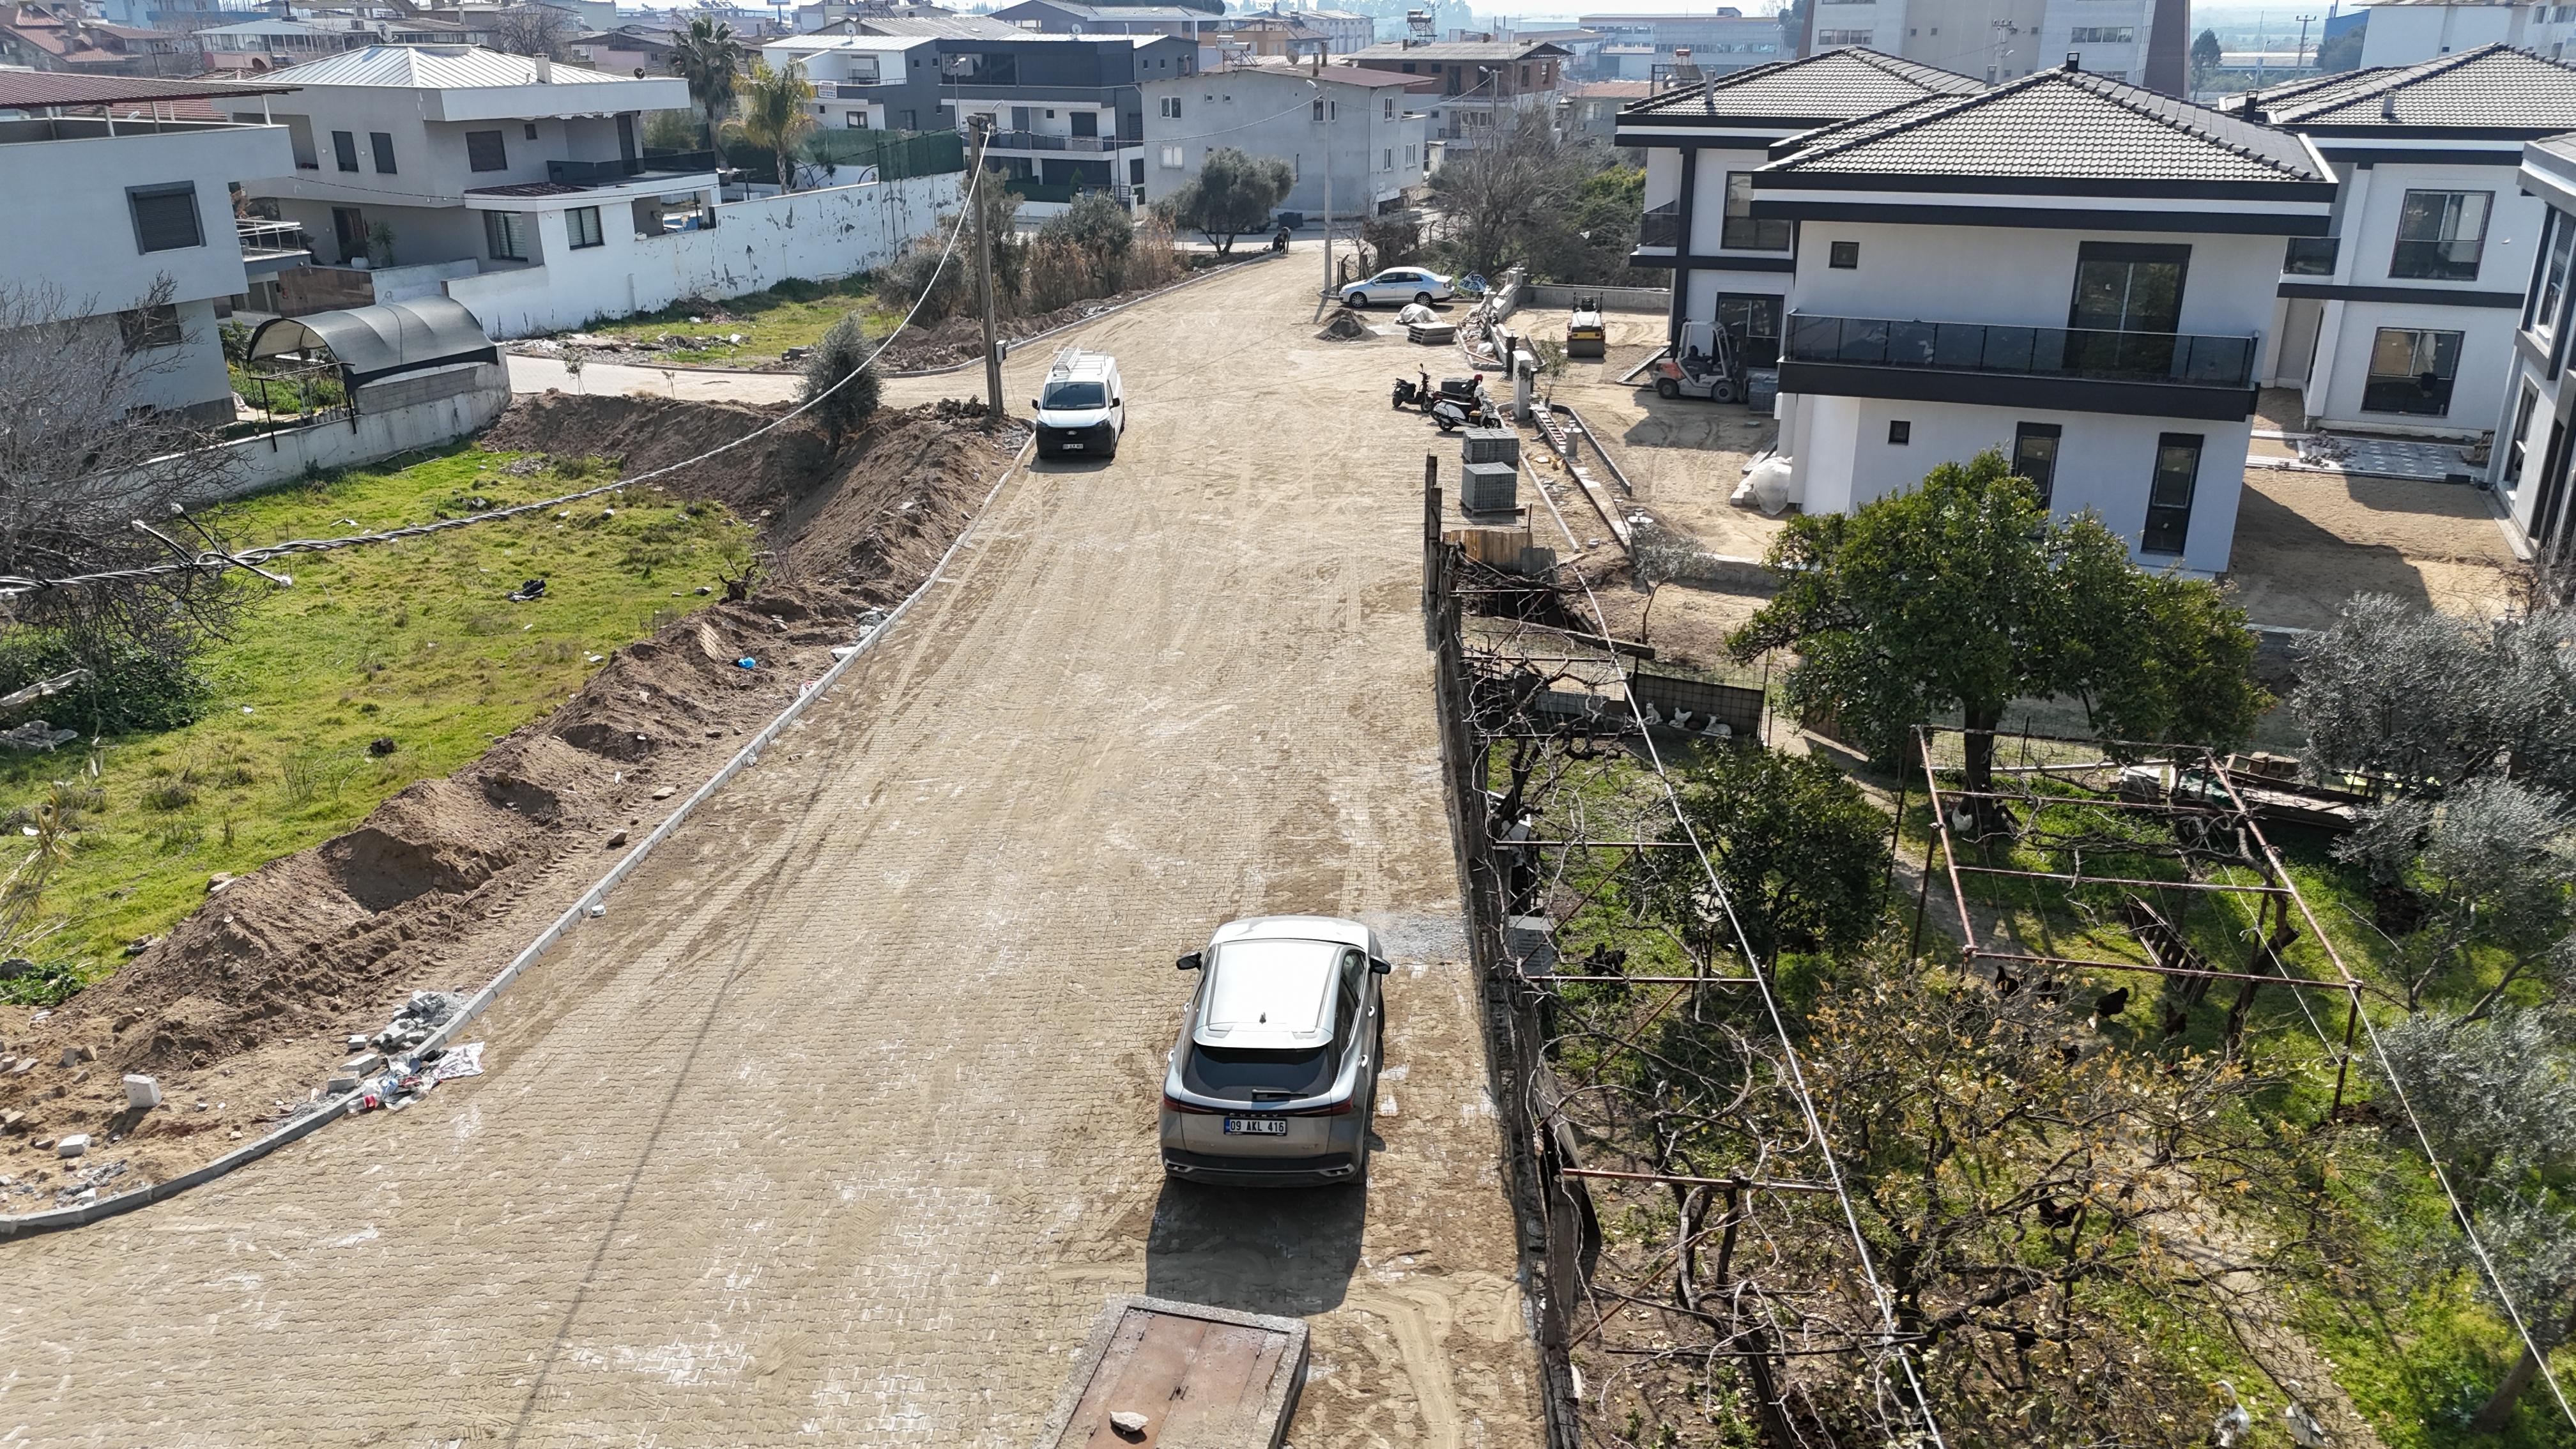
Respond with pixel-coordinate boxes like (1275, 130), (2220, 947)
(0, 261), (1541, 1448)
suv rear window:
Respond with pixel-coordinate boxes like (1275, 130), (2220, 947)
(1181, 1042), (1340, 1101)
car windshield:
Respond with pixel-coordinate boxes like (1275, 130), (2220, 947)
(1180, 1041), (1340, 1101)
(1042, 380), (1106, 409)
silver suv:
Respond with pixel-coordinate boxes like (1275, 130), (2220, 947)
(1159, 916), (1391, 1186)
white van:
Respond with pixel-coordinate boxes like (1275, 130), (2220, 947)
(1031, 348), (1124, 461)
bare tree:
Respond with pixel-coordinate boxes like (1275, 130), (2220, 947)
(487, 4), (576, 59)
(0, 278), (245, 686)
(1427, 105), (1606, 277)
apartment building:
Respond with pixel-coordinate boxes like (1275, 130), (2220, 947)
(936, 32), (1195, 202)
(1346, 36), (1568, 150)
(1729, 60), (2337, 573)
(0, 71), (298, 422)
(243, 45), (954, 335)
(1615, 47), (1980, 361)
(760, 32), (944, 132)
(0, 4), (194, 75)
(2360, 0), (2576, 63)
(2494, 134), (2576, 560)
(1797, 0), (2186, 91)
(1138, 57), (1424, 214)
(2252, 45), (2576, 438)
(1576, 12), (1783, 75)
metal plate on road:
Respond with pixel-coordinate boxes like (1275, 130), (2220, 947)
(1223, 1116), (1289, 1135)
(1035, 1296), (1308, 1449)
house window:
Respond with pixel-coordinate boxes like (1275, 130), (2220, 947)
(1160, 144), (1184, 168)
(1314, 98), (1325, 120)
(126, 182), (201, 254)
(523, 122), (539, 140)
(1383, 148), (1392, 168)
(118, 303), (182, 352)
(2506, 382), (2542, 490)
(1817, 28), (1874, 43)
(485, 210), (530, 261)
(2069, 241), (2188, 332)
(1887, 420), (1911, 445)
(1721, 172), (1789, 251)
(847, 111), (870, 128)
(1828, 239), (1859, 268)
(332, 129), (358, 171)
(467, 129), (508, 172)
(331, 205), (364, 259)
(2534, 210), (2574, 342)
(2142, 433), (2202, 555)
(2012, 422), (2063, 507)
(2363, 326), (2463, 415)
(567, 205), (604, 249)
(2069, 26), (2135, 41)
(1384, 96), (1394, 118)
(1160, 95), (1181, 118)
(2391, 190), (2491, 281)
(369, 131), (395, 172)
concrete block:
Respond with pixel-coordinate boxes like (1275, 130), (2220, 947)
(56, 1133), (89, 1158)
(122, 1074), (161, 1110)
(341, 1052), (383, 1077)
(1462, 461), (1518, 514)
(1460, 428), (1519, 466)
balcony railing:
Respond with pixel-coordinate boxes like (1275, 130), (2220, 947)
(983, 130), (1137, 152)
(237, 218), (309, 255)
(1783, 312), (2258, 390)
(1639, 201), (1680, 249)
(544, 150), (720, 187)
(2283, 236), (2337, 276)
(1720, 213), (1791, 252)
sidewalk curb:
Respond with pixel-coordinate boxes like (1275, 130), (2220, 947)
(509, 251), (1278, 385)
(0, 434), (1035, 1242)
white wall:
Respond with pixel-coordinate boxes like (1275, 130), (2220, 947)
(445, 172), (960, 337)
(1783, 390), (2251, 574)
(0, 119), (295, 312)
(201, 362), (512, 498)
(1793, 218), (2284, 340)
(2297, 155), (2540, 431)
(2360, 3), (2517, 64)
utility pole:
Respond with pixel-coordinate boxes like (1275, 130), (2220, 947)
(1322, 167), (1333, 299)
(970, 114), (1002, 427)
(2294, 12), (2317, 66)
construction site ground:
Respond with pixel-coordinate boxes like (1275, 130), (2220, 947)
(0, 253), (1540, 1447)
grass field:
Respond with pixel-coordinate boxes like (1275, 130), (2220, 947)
(0, 445), (753, 993)
(576, 276), (900, 365)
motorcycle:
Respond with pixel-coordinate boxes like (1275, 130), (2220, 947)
(1429, 395), (1473, 432)
(1393, 375), (1421, 410)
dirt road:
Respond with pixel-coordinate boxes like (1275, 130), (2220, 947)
(1, 257), (1539, 1446)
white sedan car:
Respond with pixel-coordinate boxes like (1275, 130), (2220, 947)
(1340, 267), (1454, 309)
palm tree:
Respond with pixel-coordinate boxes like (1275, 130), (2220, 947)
(726, 57), (818, 193)
(669, 16), (745, 150)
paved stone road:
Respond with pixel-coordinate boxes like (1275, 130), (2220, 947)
(1, 259), (1540, 1447)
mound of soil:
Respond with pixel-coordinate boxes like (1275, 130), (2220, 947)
(0, 399), (1020, 1204)
(1315, 309), (1374, 342)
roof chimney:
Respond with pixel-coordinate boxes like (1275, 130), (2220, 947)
(2063, 51), (2079, 70)
(2380, 89), (2398, 119)
(533, 53), (551, 80)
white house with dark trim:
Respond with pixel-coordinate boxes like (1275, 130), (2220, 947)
(2487, 134), (2576, 559)
(1612, 48), (1979, 365)
(2251, 45), (2576, 438)
(1752, 60), (2338, 574)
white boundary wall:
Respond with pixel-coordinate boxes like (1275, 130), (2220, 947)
(448, 173), (963, 339)
(205, 362), (512, 498)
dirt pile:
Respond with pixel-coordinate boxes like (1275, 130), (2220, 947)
(0, 399), (1020, 1202)
(1315, 309), (1374, 343)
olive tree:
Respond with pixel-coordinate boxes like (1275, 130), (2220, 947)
(2292, 595), (2576, 796)
(1639, 745), (1889, 965)
(1726, 450), (2267, 793)
(1156, 148), (1291, 256)
(800, 314), (881, 448)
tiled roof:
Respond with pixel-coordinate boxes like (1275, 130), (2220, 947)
(0, 69), (293, 105)
(271, 43), (634, 86)
(1618, 47), (1979, 123)
(2256, 43), (2576, 130)
(1766, 64), (2327, 183)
